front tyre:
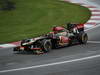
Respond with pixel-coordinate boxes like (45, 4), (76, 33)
(13, 47), (20, 51)
(41, 39), (52, 53)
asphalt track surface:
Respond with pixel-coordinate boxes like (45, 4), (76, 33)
(89, 0), (100, 6)
(0, 1), (100, 75)
(0, 25), (100, 75)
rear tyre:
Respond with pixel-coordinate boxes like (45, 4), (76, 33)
(13, 47), (22, 54)
(78, 32), (88, 44)
(41, 39), (52, 53)
(13, 47), (19, 51)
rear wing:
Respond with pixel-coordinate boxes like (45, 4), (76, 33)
(76, 24), (84, 29)
(67, 23), (84, 32)
(76, 24), (84, 32)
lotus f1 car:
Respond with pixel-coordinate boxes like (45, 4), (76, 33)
(13, 23), (88, 54)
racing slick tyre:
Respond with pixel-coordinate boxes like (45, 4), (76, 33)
(13, 47), (23, 53)
(78, 32), (88, 44)
(41, 39), (52, 53)
(13, 47), (20, 51)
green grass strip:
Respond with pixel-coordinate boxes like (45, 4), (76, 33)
(0, 0), (91, 43)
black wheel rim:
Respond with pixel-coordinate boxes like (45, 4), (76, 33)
(44, 42), (51, 51)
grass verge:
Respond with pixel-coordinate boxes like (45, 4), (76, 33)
(0, 0), (91, 43)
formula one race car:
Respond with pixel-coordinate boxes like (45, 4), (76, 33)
(13, 23), (88, 54)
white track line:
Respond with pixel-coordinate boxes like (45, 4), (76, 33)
(85, 23), (100, 31)
(88, 41), (100, 44)
(91, 16), (100, 18)
(0, 54), (100, 73)
(0, 44), (16, 47)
